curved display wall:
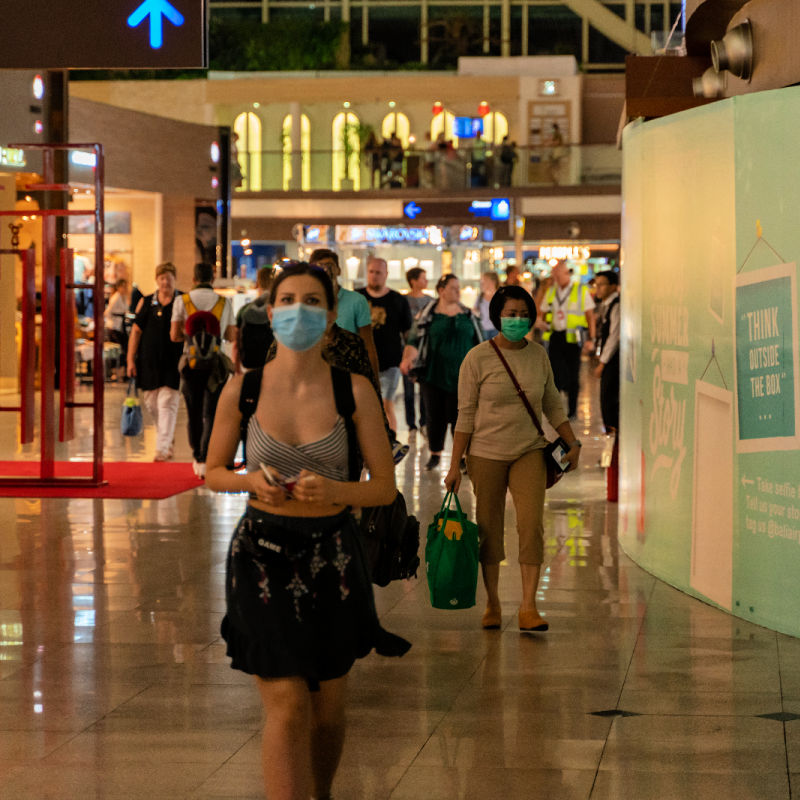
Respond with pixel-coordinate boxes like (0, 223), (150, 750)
(620, 86), (800, 637)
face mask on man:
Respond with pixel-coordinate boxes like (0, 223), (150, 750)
(500, 316), (532, 342)
(271, 303), (328, 351)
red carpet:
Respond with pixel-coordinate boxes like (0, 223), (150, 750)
(0, 461), (204, 499)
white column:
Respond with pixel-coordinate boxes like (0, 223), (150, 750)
(421, 0), (428, 64)
(521, 3), (528, 56)
(501, 0), (510, 57)
(290, 102), (302, 191)
(582, 15), (589, 66)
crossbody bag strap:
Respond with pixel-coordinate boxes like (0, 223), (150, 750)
(488, 338), (545, 437)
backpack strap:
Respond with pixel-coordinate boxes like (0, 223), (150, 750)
(210, 295), (226, 321)
(331, 367), (361, 481)
(182, 293), (197, 317)
(236, 367), (264, 467)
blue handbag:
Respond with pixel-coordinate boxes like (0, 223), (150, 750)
(120, 379), (144, 436)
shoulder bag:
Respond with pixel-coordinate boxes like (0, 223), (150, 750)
(488, 338), (568, 489)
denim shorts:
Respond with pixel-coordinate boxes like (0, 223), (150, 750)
(379, 366), (402, 400)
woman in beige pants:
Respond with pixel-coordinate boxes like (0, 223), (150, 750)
(445, 285), (581, 631)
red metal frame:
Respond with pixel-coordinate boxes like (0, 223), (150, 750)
(0, 143), (106, 487)
(0, 246), (36, 443)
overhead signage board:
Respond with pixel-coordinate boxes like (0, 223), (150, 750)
(469, 198), (511, 221)
(0, 0), (208, 69)
(335, 225), (445, 246)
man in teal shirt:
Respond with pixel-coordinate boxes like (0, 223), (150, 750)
(309, 248), (380, 379)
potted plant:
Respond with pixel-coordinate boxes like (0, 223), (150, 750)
(340, 120), (374, 190)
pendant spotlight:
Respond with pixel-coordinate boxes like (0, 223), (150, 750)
(711, 19), (754, 81)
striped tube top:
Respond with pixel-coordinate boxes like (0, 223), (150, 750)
(246, 415), (350, 494)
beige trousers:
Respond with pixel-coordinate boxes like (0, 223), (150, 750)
(466, 449), (547, 566)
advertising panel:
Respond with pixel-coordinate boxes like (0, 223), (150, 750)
(621, 88), (800, 637)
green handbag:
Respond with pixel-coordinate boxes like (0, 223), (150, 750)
(425, 491), (480, 609)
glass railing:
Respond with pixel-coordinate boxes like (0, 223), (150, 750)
(232, 144), (621, 193)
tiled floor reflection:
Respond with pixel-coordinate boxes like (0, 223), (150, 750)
(0, 375), (795, 798)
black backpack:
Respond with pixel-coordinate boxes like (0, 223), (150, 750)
(360, 493), (420, 586)
(330, 370), (420, 585)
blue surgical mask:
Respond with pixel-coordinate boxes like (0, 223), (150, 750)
(271, 303), (328, 351)
(500, 316), (532, 342)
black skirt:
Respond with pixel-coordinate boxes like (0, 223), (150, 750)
(221, 506), (410, 690)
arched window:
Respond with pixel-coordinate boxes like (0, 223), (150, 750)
(282, 113), (311, 191)
(430, 110), (457, 146)
(332, 112), (361, 191)
(381, 112), (411, 147)
(482, 111), (508, 145)
(233, 111), (262, 191)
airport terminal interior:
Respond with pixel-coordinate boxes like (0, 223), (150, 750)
(3, 0), (800, 797)
(0, 374), (797, 799)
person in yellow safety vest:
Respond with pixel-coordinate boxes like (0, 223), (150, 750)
(535, 260), (596, 419)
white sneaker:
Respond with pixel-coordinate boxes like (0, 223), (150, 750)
(192, 460), (206, 478)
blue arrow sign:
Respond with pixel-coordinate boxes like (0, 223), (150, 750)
(404, 201), (421, 220)
(127, 0), (185, 49)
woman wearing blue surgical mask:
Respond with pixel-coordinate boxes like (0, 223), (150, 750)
(205, 263), (409, 800)
(444, 285), (581, 633)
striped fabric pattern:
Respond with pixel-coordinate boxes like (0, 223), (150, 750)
(246, 415), (350, 483)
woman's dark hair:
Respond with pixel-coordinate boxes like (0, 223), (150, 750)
(269, 262), (336, 310)
(435, 273), (458, 293)
(488, 285), (537, 331)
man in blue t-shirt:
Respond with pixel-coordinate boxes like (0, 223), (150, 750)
(309, 249), (380, 379)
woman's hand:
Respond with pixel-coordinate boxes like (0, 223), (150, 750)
(563, 444), (581, 473)
(246, 468), (288, 506)
(444, 465), (462, 493)
(127, 361), (137, 377)
(292, 470), (337, 505)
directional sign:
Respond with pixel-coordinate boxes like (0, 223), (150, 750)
(128, 0), (185, 50)
(403, 201), (422, 220)
(469, 198), (511, 221)
(0, 0), (207, 69)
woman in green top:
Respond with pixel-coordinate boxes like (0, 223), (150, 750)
(400, 274), (482, 469)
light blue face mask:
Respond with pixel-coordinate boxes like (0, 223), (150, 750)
(500, 316), (532, 342)
(271, 303), (328, 351)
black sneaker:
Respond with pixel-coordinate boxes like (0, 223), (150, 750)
(425, 454), (440, 470)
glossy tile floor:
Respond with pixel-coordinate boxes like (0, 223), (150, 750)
(0, 373), (798, 799)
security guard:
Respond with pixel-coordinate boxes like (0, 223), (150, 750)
(536, 260), (596, 419)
